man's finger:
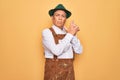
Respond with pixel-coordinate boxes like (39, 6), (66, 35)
(64, 26), (68, 32)
(71, 20), (74, 25)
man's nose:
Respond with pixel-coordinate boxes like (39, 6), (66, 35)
(58, 16), (62, 20)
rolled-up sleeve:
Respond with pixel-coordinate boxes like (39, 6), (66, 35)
(71, 36), (83, 54)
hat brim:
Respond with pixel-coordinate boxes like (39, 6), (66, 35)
(49, 9), (71, 18)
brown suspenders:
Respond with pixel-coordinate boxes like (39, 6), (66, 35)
(49, 27), (66, 60)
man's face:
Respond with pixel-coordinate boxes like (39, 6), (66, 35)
(52, 10), (67, 29)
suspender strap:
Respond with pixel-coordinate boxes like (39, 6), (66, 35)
(49, 27), (59, 44)
(49, 27), (58, 60)
(49, 27), (66, 60)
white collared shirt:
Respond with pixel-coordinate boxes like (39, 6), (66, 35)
(42, 25), (83, 59)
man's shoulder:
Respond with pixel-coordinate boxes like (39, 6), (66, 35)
(42, 28), (51, 35)
(42, 28), (51, 32)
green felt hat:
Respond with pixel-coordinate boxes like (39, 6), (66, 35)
(48, 4), (72, 18)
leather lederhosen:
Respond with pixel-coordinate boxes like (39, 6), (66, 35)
(44, 27), (75, 80)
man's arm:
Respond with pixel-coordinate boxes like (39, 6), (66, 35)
(42, 29), (73, 56)
(71, 36), (83, 54)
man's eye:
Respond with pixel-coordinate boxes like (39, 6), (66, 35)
(62, 15), (66, 18)
(55, 14), (59, 16)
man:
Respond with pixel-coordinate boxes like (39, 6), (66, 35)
(42, 4), (83, 80)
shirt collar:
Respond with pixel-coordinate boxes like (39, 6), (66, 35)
(52, 25), (66, 34)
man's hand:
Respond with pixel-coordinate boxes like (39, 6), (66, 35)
(66, 21), (80, 35)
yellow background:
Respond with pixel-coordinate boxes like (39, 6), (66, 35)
(0, 0), (120, 80)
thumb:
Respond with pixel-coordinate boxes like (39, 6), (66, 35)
(71, 20), (74, 25)
(64, 26), (68, 32)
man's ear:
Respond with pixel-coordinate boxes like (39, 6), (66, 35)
(51, 16), (53, 20)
